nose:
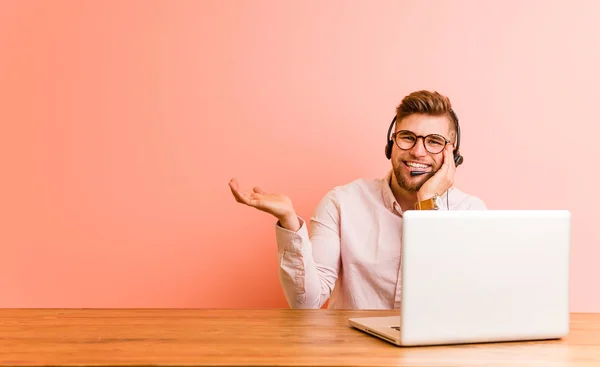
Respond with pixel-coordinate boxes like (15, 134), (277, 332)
(409, 137), (428, 157)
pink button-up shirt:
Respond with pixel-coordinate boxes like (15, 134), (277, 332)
(275, 170), (487, 310)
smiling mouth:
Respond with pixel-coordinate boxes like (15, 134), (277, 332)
(403, 161), (432, 171)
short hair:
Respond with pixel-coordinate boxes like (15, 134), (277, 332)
(395, 90), (458, 137)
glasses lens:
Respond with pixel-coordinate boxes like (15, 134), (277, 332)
(424, 135), (446, 154)
(395, 131), (417, 150)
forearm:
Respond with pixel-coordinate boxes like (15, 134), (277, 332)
(275, 218), (338, 309)
(278, 254), (330, 309)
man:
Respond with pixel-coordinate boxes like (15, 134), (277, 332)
(229, 90), (486, 309)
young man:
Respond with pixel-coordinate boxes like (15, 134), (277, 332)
(229, 90), (486, 309)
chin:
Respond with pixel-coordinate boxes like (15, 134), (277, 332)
(394, 169), (426, 192)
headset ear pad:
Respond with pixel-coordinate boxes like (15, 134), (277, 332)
(454, 151), (463, 166)
(385, 140), (393, 160)
(385, 116), (396, 160)
(450, 110), (463, 167)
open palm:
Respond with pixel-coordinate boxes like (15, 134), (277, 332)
(229, 178), (294, 219)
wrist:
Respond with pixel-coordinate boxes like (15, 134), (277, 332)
(415, 192), (441, 210)
(279, 212), (300, 232)
(416, 191), (436, 202)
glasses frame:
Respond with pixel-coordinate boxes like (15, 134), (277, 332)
(391, 130), (450, 155)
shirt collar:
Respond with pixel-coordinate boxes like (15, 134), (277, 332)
(381, 170), (403, 214)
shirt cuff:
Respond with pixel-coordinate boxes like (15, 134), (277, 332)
(275, 216), (310, 253)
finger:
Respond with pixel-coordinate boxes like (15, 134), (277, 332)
(434, 146), (452, 180)
(228, 179), (238, 194)
(229, 179), (250, 204)
(229, 185), (247, 204)
(230, 178), (246, 193)
(229, 179), (240, 194)
(447, 144), (456, 169)
(446, 145), (456, 181)
(247, 192), (263, 206)
(248, 191), (271, 209)
(439, 145), (452, 172)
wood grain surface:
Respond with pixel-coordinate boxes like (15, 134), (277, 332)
(1, 309), (599, 366)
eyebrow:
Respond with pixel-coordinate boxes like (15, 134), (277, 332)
(397, 130), (447, 138)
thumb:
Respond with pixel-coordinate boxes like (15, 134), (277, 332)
(253, 187), (266, 194)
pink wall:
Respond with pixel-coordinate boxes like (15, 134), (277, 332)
(0, 1), (598, 311)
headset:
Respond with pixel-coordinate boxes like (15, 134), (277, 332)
(385, 109), (463, 175)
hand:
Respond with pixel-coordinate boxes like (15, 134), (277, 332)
(417, 144), (456, 201)
(229, 178), (300, 231)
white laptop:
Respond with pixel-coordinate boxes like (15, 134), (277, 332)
(349, 210), (571, 346)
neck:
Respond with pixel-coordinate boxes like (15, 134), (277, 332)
(389, 171), (418, 212)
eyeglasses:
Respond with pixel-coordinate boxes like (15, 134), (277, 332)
(392, 130), (450, 154)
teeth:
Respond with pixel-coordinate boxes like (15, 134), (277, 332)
(406, 162), (429, 168)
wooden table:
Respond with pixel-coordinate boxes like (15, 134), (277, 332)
(1, 309), (599, 367)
